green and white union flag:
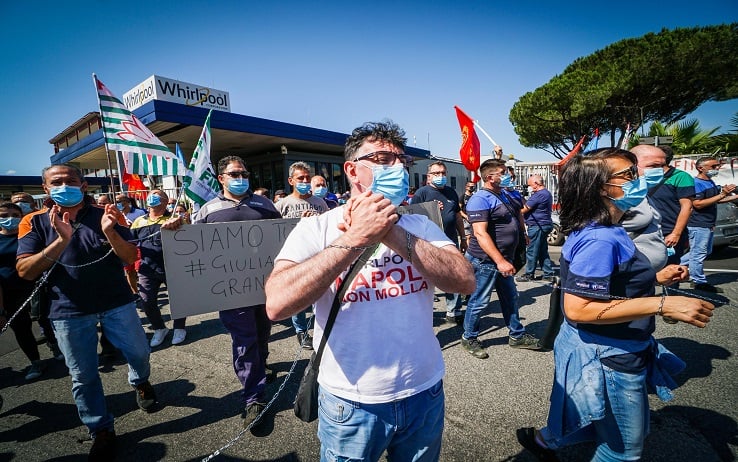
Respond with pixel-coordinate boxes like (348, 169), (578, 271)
(94, 74), (183, 175)
(183, 109), (219, 206)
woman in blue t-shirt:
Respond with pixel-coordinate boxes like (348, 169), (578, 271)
(517, 148), (715, 462)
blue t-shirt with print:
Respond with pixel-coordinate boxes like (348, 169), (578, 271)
(560, 224), (656, 341)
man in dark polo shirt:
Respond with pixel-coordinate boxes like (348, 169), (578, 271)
(193, 155), (281, 429)
(411, 161), (466, 323)
(16, 164), (156, 461)
(462, 159), (540, 359)
(517, 174), (554, 282)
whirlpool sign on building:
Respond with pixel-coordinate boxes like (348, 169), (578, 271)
(122, 75), (231, 112)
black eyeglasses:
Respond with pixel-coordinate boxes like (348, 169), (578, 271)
(353, 151), (413, 167)
(222, 171), (250, 178)
(609, 165), (638, 181)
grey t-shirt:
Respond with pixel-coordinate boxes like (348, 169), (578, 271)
(621, 197), (667, 271)
(276, 194), (329, 218)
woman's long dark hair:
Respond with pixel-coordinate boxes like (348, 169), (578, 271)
(559, 147), (637, 234)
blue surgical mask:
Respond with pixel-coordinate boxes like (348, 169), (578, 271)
(116, 203), (124, 211)
(16, 202), (32, 215)
(0, 217), (20, 232)
(50, 185), (84, 207)
(706, 170), (720, 178)
(227, 178), (249, 195)
(431, 175), (447, 188)
(166, 204), (175, 212)
(295, 183), (312, 195)
(362, 163), (409, 207)
(499, 174), (515, 188)
(643, 168), (665, 188)
(313, 186), (328, 198)
(146, 194), (162, 207)
(607, 177), (648, 211)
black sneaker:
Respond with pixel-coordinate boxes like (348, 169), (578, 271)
(691, 282), (724, 293)
(509, 333), (542, 350)
(242, 401), (266, 429)
(297, 332), (313, 350)
(461, 337), (489, 359)
(540, 275), (556, 282)
(134, 381), (157, 412)
(516, 427), (559, 462)
(516, 274), (535, 282)
(88, 429), (117, 461)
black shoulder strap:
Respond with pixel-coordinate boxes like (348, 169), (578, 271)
(481, 188), (523, 231)
(311, 243), (380, 369)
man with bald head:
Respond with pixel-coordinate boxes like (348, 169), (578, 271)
(517, 174), (554, 282)
(631, 144), (694, 264)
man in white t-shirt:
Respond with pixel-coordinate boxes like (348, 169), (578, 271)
(265, 121), (475, 460)
(276, 161), (330, 349)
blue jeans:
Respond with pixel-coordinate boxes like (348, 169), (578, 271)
(542, 365), (648, 461)
(317, 380), (444, 461)
(291, 306), (312, 333)
(445, 292), (462, 317)
(524, 224), (554, 277)
(680, 226), (713, 284)
(463, 253), (526, 340)
(51, 302), (151, 436)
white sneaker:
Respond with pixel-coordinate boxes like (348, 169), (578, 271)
(171, 329), (187, 345)
(150, 328), (169, 348)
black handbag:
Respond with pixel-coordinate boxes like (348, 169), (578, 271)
(293, 244), (378, 422)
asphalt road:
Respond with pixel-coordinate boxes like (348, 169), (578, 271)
(1, 247), (736, 461)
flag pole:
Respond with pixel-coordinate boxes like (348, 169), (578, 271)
(92, 73), (125, 194)
(473, 120), (498, 147)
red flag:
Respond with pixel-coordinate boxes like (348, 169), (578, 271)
(122, 172), (147, 200)
(454, 106), (481, 182)
(556, 133), (588, 167)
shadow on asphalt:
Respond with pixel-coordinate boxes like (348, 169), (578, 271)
(659, 337), (731, 386)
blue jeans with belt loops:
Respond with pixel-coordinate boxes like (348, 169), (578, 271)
(317, 380), (444, 461)
(52, 301), (151, 436)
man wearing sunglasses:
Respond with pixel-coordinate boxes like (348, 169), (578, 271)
(190, 155), (281, 429)
(266, 121), (475, 461)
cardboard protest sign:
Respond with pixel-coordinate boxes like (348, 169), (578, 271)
(162, 218), (299, 318)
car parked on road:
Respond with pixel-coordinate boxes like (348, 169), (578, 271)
(714, 201), (738, 248)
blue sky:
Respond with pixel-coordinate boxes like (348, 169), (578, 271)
(1, 1), (737, 176)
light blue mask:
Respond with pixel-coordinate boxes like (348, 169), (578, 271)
(116, 203), (124, 211)
(363, 163), (409, 207)
(50, 185), (84, 207)
(431, 175), (447, 188)
(313, 186), (327, 198)
(295, 183), (312, 195)
(607, 177), (648, 212)
(0, 217), (20, 232)
(643, 168), (665, 189)
(227, 178), (249, 195)
(499, 174), (515, 188)
(146, 194), (162, 207)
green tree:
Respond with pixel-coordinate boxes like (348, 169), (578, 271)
(710, 112), (738, 154)
(629, 119), (719, 154)
(510, 24), (738, 158)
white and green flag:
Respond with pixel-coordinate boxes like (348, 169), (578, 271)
(93, 74), (183, 176)
(183, 109), (220, 207)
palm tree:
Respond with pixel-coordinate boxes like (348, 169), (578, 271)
(644, 119), (720, 154)
(710, 112), (738, 155)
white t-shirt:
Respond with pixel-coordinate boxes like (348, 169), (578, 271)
(275, 206), (453, 403)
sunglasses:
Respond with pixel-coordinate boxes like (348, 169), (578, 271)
(609, 164), (638, 181)
(222, 171), (250, 178)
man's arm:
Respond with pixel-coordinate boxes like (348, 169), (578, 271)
(455, 212), (466, 252)
(664, 197), (693, 248)
(380, 224), (474, 294)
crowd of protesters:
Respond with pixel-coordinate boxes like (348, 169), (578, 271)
(1, 120), (734, 461)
